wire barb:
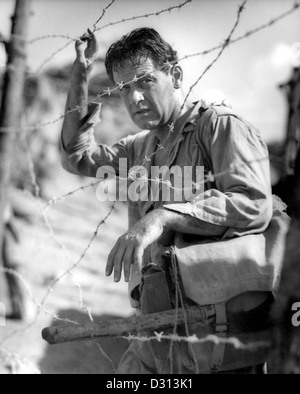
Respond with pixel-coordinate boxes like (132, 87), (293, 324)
(92, 0), (116, 33)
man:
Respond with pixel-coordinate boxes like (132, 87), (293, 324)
(61, 28), (275, 374)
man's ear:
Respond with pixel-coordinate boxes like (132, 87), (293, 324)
(171, 64), (183, 89)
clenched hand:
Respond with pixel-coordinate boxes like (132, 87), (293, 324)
(75, 28), (99, 73)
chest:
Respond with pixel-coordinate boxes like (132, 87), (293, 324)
(152, 132), (200, 169)
(133, 130), (208, 217)
(153, 144), (172, 167)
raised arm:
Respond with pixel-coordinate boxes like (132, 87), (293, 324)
(62, 29), (98, 149)
(60, 32), (133, 178)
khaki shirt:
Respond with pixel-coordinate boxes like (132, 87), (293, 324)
(61, 101), (273, 307)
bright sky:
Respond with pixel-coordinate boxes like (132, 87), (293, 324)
(0, 0), (300, 143)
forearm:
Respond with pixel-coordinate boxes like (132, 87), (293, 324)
(160, 208), (227, 238)
(105, 207), (228, 283)
(61, 62), (90, 149)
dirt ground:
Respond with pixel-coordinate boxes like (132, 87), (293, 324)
(0, 171), (133, 374)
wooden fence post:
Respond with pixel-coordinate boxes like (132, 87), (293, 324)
(0, 0), (32, 254)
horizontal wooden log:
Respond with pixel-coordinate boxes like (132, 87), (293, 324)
(42, 306), (205, 345)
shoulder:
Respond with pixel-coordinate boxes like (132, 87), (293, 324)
(118, 129), (151, 146)
(118, 129), (152, 160)
(199, 103), (244, 126)
(130, 129), (152, 143)
(196, 103), (258, 141)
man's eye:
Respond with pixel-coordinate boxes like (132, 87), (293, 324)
(139, 78), (154, 88)
(119, 85), (130, 93)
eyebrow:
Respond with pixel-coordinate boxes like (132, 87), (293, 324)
(115, 71), (157, 88)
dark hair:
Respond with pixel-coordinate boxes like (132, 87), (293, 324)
(105, 28), (178, 82)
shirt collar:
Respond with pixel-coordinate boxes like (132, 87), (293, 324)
(144, 100), (206, 148)
(181, 100), (207, 134)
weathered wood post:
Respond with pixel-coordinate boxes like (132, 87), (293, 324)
(0, 0), (32, 254)
(0, 0), (32, 320)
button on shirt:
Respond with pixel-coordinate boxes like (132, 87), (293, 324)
(61, 101), (273, 308)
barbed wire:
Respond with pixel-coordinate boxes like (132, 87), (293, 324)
(27, 0), (192, 45)
(179, 1), (300, 63)
(2, 0), (296, 136)
(0, 267), (79, 326)
(0, 130), (96, 352)
(32, 0), (192, 74)
(11, 0), (279, 300)
(2, 1), (196, 374)
(34, 40), (76, 75)
(41, 151), (287, 212)
(0, 0), (296, 375)
(123, 332), (271, 351)
(134, 0), (247, 172)
(0, 201), (117, 354)
(95, 0), (193, 33)
(39, 202), (116, 312)
(181, 0), (247, 111)
(1, 1), (299, 136)
(28, 0), (117, 78)
(93, 340), (117, 374)
(19, 124), (96, 323)
(0, 149), (274, 369)
(92, 0), (116, 33)
(42, 180), (102, 211)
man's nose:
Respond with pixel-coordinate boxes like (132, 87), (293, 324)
(130, 88), (144, 106)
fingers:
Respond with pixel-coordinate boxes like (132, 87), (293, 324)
(87, 31), (99, 57)
(134, 246), (144, 270)
(106, 239), (129, 283)
(75, 39), (85, 61)
(112, 247), (125, 283)
(106, 238), (143, 283)
(76, 29), (93, 54)
(123, 248), (135, 283)
(80, 29), (92, 42)
(106, 239), (121, 279)
(76, 29), (98, 63)
(80, 29), (96, 44)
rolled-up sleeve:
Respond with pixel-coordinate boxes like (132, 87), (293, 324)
(61, 103), (133, 178)
(164, 110), (273, 237)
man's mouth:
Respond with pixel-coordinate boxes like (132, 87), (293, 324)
(135, 109), (151, 116)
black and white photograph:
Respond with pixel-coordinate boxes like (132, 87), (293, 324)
(0, 0), (299, 376)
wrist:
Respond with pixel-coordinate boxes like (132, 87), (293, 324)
(155, 208), (176, 231)
(72, 60), (91, 79)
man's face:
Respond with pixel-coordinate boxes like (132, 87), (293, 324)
(113, 57), (177, 130)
